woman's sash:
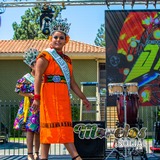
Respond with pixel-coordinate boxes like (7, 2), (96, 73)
(45, 48), (70, 90)
(23, 73), (34, 84)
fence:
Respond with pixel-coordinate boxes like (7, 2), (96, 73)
(0, 99), (159, 156)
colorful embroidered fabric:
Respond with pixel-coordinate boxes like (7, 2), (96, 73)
(13, 75), (40, 132)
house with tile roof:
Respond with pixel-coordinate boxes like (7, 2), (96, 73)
(0, 40), (119, 133)
(0, 39), (106, 101)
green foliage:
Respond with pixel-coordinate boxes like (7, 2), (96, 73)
(12, 7), (45, 40)
(72, 105), (80, 121)
(12, 6), (64, 40)
(94, 24), (105, 47)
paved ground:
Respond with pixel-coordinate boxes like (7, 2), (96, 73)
(0, 155), (71, 160)
(0, 153), (160, 160)
(0, 140), (160, 159)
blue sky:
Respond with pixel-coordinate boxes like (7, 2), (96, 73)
(0, 5), (106, 45)
(0, 4), (159, 45)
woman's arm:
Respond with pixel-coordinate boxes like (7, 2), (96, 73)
(34, 57), (48, 95)
(18, 92), (34, 99)
(32, 57), (48, 111)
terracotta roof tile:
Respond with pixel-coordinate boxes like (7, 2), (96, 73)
(0, 39), (105, 53)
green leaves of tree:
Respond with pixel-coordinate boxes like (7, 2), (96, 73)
(12, 6), (64, 40)
(94, 24), (105, 47)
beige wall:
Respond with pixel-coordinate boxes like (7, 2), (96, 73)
(0, 60), (30, 101)
(71, 59), (98, 99)
(0, 59), (98, 101)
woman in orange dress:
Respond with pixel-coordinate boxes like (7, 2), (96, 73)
(32, 15), (91, 160)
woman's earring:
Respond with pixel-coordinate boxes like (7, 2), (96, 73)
(48, 36), (52, 42)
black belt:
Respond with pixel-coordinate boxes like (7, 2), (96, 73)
(44, 75), (66, 83)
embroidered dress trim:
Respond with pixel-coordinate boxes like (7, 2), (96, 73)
(41, 122), (72, 128)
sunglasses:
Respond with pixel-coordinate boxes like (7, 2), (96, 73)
(53, 36), (65, 40)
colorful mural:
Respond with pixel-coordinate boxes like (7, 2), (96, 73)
(105, 10), (160, 106)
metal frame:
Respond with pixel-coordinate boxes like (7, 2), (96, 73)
(0, 0), (159, 8)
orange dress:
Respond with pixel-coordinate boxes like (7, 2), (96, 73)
(38, 50), (74, 144)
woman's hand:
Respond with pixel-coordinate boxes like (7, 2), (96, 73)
(82, 98), (91, 111)
(32, 99), (40, 112)
(19, 92), (34, 99)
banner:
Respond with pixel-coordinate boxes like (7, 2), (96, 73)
(105, 10), (160, 106)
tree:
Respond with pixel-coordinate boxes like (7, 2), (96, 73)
(12, 6), (64, 40)
(94, 24), (105, 47)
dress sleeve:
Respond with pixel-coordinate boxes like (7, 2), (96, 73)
(37, 51), (52, 62)
(15, 77), (34, 94)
